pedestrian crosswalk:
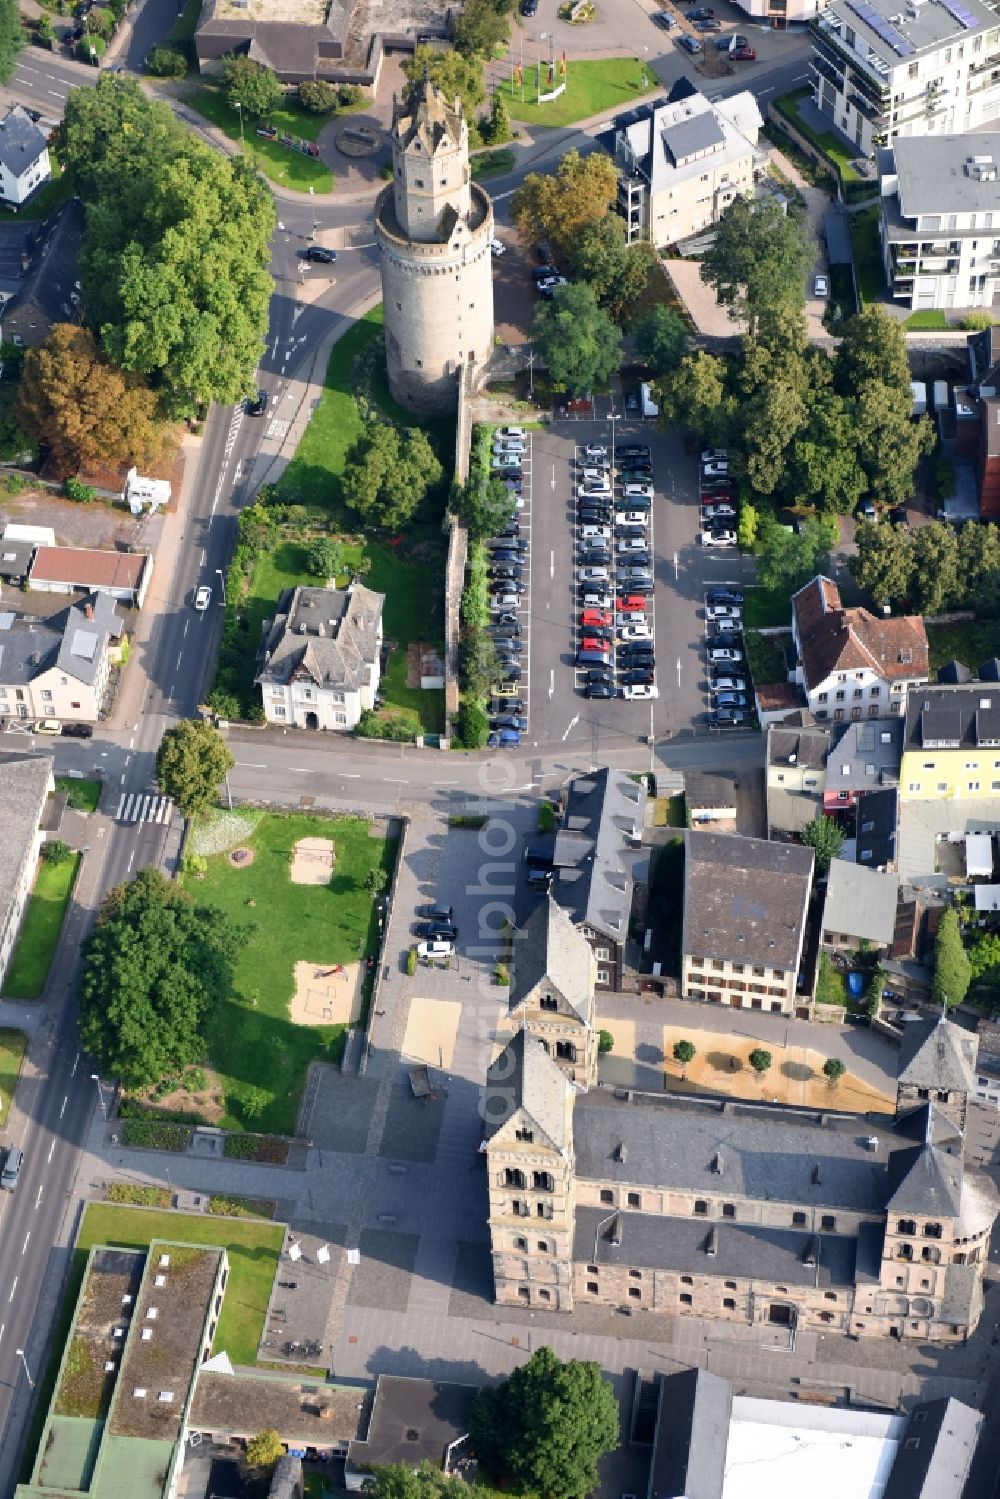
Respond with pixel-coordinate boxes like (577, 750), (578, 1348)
(116, 793), (175, 826)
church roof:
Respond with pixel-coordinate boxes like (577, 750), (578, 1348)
(392, 76), (464, 155)
(483, 1030), (571, 1151)
(508, 898), (593, 1022)
(897, 1017), (977, 1093)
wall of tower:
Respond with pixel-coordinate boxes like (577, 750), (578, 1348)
(392, 129), (470, 242)
(375, 183), (495, 415)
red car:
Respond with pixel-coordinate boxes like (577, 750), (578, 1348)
(580, 636), (609, 653)
(580, 609), (612, 627)
(617, 594), (647, 612)
(731, 43), (756, 59)
(701, 492), (733, 506)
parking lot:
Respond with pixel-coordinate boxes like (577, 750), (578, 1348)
(511, 414), (756, 753)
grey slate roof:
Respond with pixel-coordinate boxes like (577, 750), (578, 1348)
(610, 90), (762, 199)
(682, 830), (813, 971)
(884, 1398), (982, 1499)
(856, 787), (898, 870)
(767, 723), (830, 772)
(508, 897), (593, 1022)
(257, 583), (383, 694)
(827, 717), (903, 793)
(898, 1017), (977, 1093)
(0, 614), (60, 683)
(483, 1030), (571, 1151)
(577, 1207), (859, 1287)
(573, 1090), (893, 1212)
(886, 1142), (963, 1216)
(823, 860), (899, 945)
(888, 134), (1000, 222)
(648, 1369), (730, 1499)
(55, 593), (122, 686)
(0, 754), (52, 953)
(661, 109), (724, 166)
(903, 683), (1000, 752)
(0, 106), (47, 177)
(551, 768), (645, 944)
(0, 539), (33, 580)
(684, 770), (737, 812)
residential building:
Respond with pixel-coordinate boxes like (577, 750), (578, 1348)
(810, 0), (1000, 159)
(685, 770), (738, 827)
(375, 78), (494, 413)
(549, 768), (647, 989)
(194, 0), (354, 81)
(822, 859), (900, 952)
(791, 576), (928, 723)
(256, 583), (384, 732)
(766, 722), (830, 838)
(484, 1013), (997, 1339)
(345, 1378), (474, 1490)
(0, 107), (50, 207)
(878, 135), (1000, 312)
(0, 201), (84, 348)
(681, 831), (814, 1017)
(0, 537), (34, 584)
(973, 1018), (1000, 1108)
(967, 324), (1000, 519)
(900, 680), (1000, 799)
(28, 546), (152, 608)
(823, 717), (903, 812)
(855, 786), (900, 869)
(0, 594), (124, 723)
(606, 88), (765, 247)
(0, 755), (53, 992)
(508, 897), (598, 1089)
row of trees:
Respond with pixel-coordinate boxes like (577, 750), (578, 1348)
(851, 516), (1000, 616)
(62, 76), (275, 419)
(675, 1036), (846, 1084)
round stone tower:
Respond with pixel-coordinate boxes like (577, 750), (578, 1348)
(374, 76), (495, 414)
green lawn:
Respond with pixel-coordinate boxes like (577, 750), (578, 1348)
(497, 56), (655, 127)
(471, 148), (516, 179)
(926, 619), (1000, 674)
(0, 1028), (26, 1129)
(772, 86), (862, 183)
(905, 310), (949, 330)
(55, 777), (101, 814)
(2, 854), (80, 1000)
(745, 629), (789, 687)
(848, 205), (885, 305)
(186, 86), (333, 192)
(184, 812), (395, 1133)
(743, 587), (791, 630)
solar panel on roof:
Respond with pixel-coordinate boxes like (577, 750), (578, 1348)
(71, 629), (98, 660)
(938, 0), (979, 28)
(845, 0), (916, 53)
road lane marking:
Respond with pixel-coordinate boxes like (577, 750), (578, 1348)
(34, 1186), (42, 1209)
(290, 767), (312, 773)
(434, 778), (457, 785)
(0, 1324), (5, 1345)
(8, 1278), (17, 1303)
(21, 1233), (29, 1256)
(59, 1095), (68, 1119)
(341, 772), (360, 778)
(127, 851), (136, 873)
(237, 762), (267, 769)
(183, 619), (190, 638)
(47, 1141), (55, 1164)
(129, 736), (135, 749)
(175, 652), (183, 673)
(384, 777), (409, 784)
(71, 1054), (79, 1077)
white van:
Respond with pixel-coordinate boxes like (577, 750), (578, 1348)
(640, 382), (659, 419)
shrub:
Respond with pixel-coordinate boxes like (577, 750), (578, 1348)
(108, 1183), (172, 1206)
(338, 83), (363, 107)
(356, 709), (417, 743)
(146, 44), (187, 77)
(537, 800), (557, 833)
(223, 1133), (288, 1163)
(305, 536), (343, 578)
(121, 1120), (190, 1151)
(208, 1194), (274, 1218)
(65, 475), (96, 503)
(298, 78), (337, 112)
(448, 813), (487, 828)
(962, 312), (997, 331)
(40, 839), (72, 865)
(455, 700), (488, 749)
(815, 951), (847, 1007)
(77, 32), (105, 60)
(494, 962), (509, 986)
(748, 1048), (772, 1076)
(87, 6), (115, 38)
(405, 946), (417, 976)
(598, 1029), (614, 1054)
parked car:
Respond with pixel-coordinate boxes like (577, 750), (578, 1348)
(616, 528), (648, 544)
(490, 239), (506, 257)
(581, 591), (614, 610)
(493, 439), (526, 456)
(707, 645), (744, 664)
(702, 502), (736, 521)
(623, 684), (659, 700)
(583, 443), (609, 459)
(60, 722), (94, 738)
(731, 43), (756, 59)
(652, 7), (674, 23)
(491, 714), (528, 731)
(33, 719), (62, 735)
(490, 593), (521, 610)
(538, 276), (568, 297)
(580, 524), (612, 541)
(615, 511), (650, 527)
(1, 1147), (23, 1192)
(706, 603), (742, 621)
(617, 445), (650, 458)
(696, 17), (722, 29)
(620, 668), (655, 686)
(581, 610), (613, 627)
(578, 567), (611, 582)
(417, 938), (454, 958)
(520, 0), (537, 15)
(711, 708), (750, 726)
(889, 505), (909, 528)
(417, 903), (454, 922)
(710, 675), (747, 693)
(306, 245), (337, 263)
(714, 691), (749, 708)
(246, 389), (268, 416)
(414, 921), (459, 941)
(678, 34), (702, 52)
(585, 668), (613, 684)
(620, 483), (654, 500)
(701, 460), (730, 478)
(581, 633), (612, 650)
(585, 682), (614, 699)
(488, 728), (521, 747)
(491, 457), (521, 473)
(494, 611), (520, 629)
(618, 594), (647, 612)
(813, 273), (830, 297)
(616, 612), (647, 627)
(706, 587), (744, 606)
(615, 578), (653, 595)
(700, 529), (737, 547)
(619, 624), (653, 643)
(533, 264), (559, 282)
(710, 618), (740, 635)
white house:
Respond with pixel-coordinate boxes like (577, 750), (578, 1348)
(791, 576), (929, 724)
(811, 0), (1000, 159)
(256, 583), (384, 732)
(0, 755), (54, 992)
(0, 107), (50, 207)
(879, 135), (1000, 312)
(0, 593), (124, 724)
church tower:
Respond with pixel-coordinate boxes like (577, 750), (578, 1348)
(374, 77), (495, 413)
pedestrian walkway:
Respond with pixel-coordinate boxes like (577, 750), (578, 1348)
(115, 792), (175, 826)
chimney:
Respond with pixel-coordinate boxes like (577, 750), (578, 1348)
(84, 603), (93, 621)
(811, 1164), (822, 1185)
(711, 1152), (724, 1175)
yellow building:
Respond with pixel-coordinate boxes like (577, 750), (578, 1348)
(901, 684), (1000, 802)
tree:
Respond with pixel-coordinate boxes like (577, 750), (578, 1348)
(737, 502), (759, 552)
(598, 1028), (614, 1053)
(655, 350), (733, 446)
(155, 719), (235, 819)
(635, 304), (688, 375)
(749, 1048), (773, 1076)
(363, 1463), (471, 1498)
(35, 12), (53, 47)
(850, 520), (914, 609)
(533, 282), (622, 397)
(486, 86), (511, 145)
(341, 420), (443, 529)
(823, 1056), (846, 1085)
(364, 867), (388, 896)
(700, 197), (814, 334)
(245, 1429), (283, 1470)
(755, 516), (834, 597)
(16, 325), (170, 479)
(305, 536), (343, 579)
(933, 906), (971, 1010)
(0, 0), (25, 85)
(455, 699), (488, 748)
(852, 381), (934, 510)
(673, 1039), (695, 1076)
(220, 55), (282, 117)
(566, 216), (654, 325)
(455, 475), (515, 541)
(786, 390), (866, 516)
(957, 522), (1000, 614)
(801, 813), (844, 873)
(87, 7), (115, 39)
(909, 520), (961, 615)
(453, 0), (513, 57)
(145, 45), (187, 77)
(512, 149), (618, 263)
(63, 78), (275, 417)
(470, 1345), (619, 1499)
(298, 79), (338, 113)
(834, 306), (911, 395)
(41, 839), (72, 865)
(79, 868), (239, 1088)
(402, 44), (485, 115)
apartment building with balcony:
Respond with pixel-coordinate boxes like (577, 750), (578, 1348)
(879, 134), (1000, 310)
(810, 0), (1000, 159)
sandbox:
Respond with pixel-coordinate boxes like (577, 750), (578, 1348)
(290, 960), (362, 1025)
(290, 837), (334, 886)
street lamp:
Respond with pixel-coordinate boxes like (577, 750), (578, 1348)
(609, 411), (620, 480)
(215, 568), (227, 606)
(234, 101), (245, 151)
(16, 1348), (34, 1390)
(90, 1073), (106, 1122)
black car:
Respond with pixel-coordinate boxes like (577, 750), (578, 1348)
(619, 648), (656, 665)
(585, 682), (614, 699)
(306, 245), (337, 263)
(489, 565), (525, 580)
(889, 505), (909, 527)
(490, 714), (528, 731)
(620, 669), (655, 686)
(617, 579), (654, 596)
(246, 389), (268, 416)
(711, 708), (750, 726)
(521, 0), (538, 16)
(585, 668), (613, 685)
(495, 660), (523, 679)
(489, 620), (521, 637)
(581, 626), (613, 642)
(489, 537), (527, 552)
(489, 551), (522, 566)
(617, 445), (650, 459)
(61, 722), (94, 738)
(414, 921), (459, 941)
(706, 587), (744, 606)
(417, 903), (453, 922)
(492, 639), (521, 657)
(578, 550), (612, 567)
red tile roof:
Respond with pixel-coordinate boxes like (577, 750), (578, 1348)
(793, 575), (927, 691)
(29, 547), (147, 589)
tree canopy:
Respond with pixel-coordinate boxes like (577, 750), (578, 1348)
(219, 55), (282, 117)
(470, 1346), (619, 1499)
(512, 149), (618, 263)
(341, 419), (443, 529)
(700, 198), (814, 334)
(933, 907), (971, 1010)
(455, 474), (516, 541)
(636, 304), (689, 375)
(0, 0), (25, 85)
(566, 216), (655, 325)
(16, 324), (171, 478)
(79, 868), (239, 1088)
(155, 719), (235, 819)
(452, 0), (514, 57)
(402, 44), (486, 114)
(748, 1048), (773, 1075)
(849, 517), (1000, 617)
(362, 1463), (471, 1498)
(62, 76), (275, 417)
(801, 813), (844, 873)
(245, 1430), (283, 1469)
(533, 282), (622, 397)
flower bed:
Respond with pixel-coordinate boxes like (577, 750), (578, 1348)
(121, 1120), (191, 1152)
(107, 1184), (173, 1207)
(208, 1194), (276, 1219)
(223, 1133), (289, 1164)
(191, 809), (264, 857)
